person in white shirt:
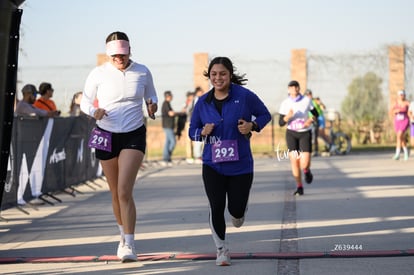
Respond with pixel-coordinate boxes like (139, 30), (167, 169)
(191, 87), (205, 163)
(278, 80), (319, 196)
(80, 31), (158, 262)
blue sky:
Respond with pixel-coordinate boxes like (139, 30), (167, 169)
(17, 0), (414, 112)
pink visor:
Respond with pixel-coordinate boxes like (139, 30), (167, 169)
(106, 40), (130, 56)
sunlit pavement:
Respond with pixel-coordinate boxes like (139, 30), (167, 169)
(1, 151), (413, 275)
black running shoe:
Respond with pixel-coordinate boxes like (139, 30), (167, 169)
(304, 170), (313, 184)
(294, 187), (304, 196)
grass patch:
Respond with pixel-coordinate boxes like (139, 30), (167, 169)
(350, 144), (394, 153)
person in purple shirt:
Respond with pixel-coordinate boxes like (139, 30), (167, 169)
(189, 56), (271, 266)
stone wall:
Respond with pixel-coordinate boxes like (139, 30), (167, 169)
(388, 45), (405, 108)
(193, 53), (209, 92)
(290, 49), (307, 91)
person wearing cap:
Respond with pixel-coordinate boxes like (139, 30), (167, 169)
(80, 31), (158, 262)
(391, 90), (410, 160)
(15, 84), (58, 117)
(33, 82), (60, 115)
(278, 80), (319, 196)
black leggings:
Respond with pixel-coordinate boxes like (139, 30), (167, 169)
(202, 164), (253, 241)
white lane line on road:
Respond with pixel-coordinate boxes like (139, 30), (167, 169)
(355, 185), (414, 198)
(0, 223), (283, 250)
(298, 216), (414, 228)
(297, 227), (414, 241)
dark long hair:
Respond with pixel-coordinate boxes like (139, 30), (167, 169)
(69, 91), (82, 115)
(106, 31), (129, 43)
(203, 56), (248, 86)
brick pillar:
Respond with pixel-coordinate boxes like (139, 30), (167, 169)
(193, 53), (209, 92)
(388, 45), (405, 109)
(97, 53), (108, 66)
(290, 49), (307, 92)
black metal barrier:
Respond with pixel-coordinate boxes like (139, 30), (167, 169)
(1, 115), (102, 211)
(0, 1), (24, 214)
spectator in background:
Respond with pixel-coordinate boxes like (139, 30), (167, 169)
(34, 82), (60, 115)
(161, 90), (176, 165)
(314, 97), (334, 152)
(69, 91), (83, 116)
(175, 92), (190, 141)
(183, 91), (195, 163)
(304, 90), (333, 155)
(304, 89), (321, 155)
(408, 98), (414, 150)
(15, 84), (59, 117)
(191, 86), (205, 164)
(391, 90), (410, 160)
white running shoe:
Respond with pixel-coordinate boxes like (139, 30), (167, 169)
(118, 243), (137, 263)
(216, 247), (231, 266)
(117, 241), (124, 259)
(232, 216), (245, 228)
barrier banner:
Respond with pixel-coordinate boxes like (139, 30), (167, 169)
(1, 115), (101, 210)
(63, 116), (97, 187)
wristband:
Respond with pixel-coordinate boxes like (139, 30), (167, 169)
(251, 121), (258, 131)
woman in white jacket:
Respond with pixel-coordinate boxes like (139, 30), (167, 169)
(81, 31), (158, 262)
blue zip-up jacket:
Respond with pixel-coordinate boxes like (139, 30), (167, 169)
(189, 84), (271, 176)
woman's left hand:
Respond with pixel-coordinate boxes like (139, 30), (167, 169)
(238, 119), (253, 135)
(147, 99), (157, 119)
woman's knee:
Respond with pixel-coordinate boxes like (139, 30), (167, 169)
(117, 187), (133, 203)
(228, 206), (245, 219)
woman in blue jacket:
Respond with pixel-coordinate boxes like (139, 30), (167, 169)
(189, 56), (271, 266)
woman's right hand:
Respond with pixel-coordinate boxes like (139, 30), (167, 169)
(93, 108), (108, 120)
(201, 123), (215, 136)
(284, 109), (294, 122)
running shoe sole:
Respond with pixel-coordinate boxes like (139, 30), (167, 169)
(305, 171), (313, 184)
(294, 187), (304, 196)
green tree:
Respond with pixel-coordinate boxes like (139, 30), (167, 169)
(341, 72), (386, 126)
(341, 72), (386, 144)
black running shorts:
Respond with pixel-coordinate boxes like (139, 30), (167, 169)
(285, 129), (312, 153)
(95, 125), (146, 160)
